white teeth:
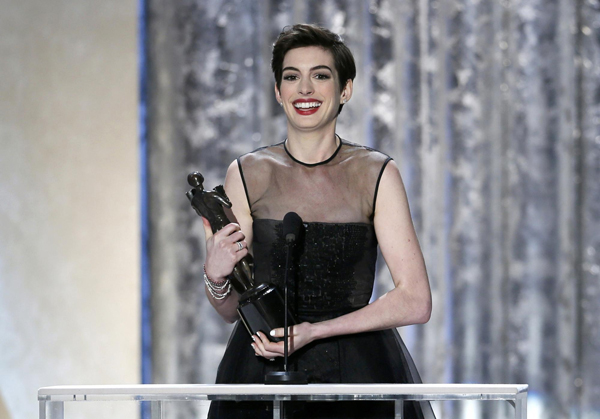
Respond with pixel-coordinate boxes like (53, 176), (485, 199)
(294, 102), (321, 109)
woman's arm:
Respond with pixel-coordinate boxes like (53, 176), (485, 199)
(202, 160), (254, 323)
(252, 160), (431, 357)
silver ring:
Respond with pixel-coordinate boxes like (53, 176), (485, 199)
(269, 358), (275, 362)
(237, 241), (244, 251)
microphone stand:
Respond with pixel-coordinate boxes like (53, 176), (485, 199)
(265, 234), (307, 385)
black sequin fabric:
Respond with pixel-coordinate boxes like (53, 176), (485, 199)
(253, 220), (377, 318)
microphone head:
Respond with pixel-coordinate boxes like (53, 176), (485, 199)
(283, 212), (303, 243)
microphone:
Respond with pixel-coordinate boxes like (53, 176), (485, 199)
(265, 212), (307, 384)
(283, 211), (302, 243)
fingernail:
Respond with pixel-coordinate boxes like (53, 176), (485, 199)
(251, 336), (256, 342)
(269, 330), (275, 336)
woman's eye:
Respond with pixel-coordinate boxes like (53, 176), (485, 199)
(283, 74), (298, 81)
(314, 73), (331, 80)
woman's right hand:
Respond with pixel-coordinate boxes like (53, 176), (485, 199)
(201, 160), (253, 322)
(203, 218), (249, 281)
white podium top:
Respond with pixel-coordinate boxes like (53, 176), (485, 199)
(38, 383), (528, 402)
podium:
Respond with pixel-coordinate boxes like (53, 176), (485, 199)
(38, 383), (528, 419)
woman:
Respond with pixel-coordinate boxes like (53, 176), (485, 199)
(202, 24), (434, 419)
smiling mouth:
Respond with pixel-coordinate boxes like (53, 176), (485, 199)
(293, 101), (322, 109)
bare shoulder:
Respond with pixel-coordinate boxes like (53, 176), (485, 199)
(373, 160), (423, 281)
(225, 159), (244, 191)
(374, 160), (409, 216)
(224, 160), (254, 241)
(224, 160), (250, 214)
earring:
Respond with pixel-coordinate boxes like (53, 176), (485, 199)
(279, 102), (283, 107)
(342, 99), (347, 104)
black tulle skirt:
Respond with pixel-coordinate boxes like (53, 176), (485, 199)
(208, 318), (435, 419)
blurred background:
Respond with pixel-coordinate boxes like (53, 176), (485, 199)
(1, 1), (599, 419)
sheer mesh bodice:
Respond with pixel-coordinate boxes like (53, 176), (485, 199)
(238, 139), (391, 224)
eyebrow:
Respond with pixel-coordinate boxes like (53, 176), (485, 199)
(282, 65), (333, 73)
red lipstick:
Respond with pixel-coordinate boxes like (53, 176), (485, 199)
(292, 98), (322, 116)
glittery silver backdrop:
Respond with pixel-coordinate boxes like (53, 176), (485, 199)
(143, 1), (600, 418)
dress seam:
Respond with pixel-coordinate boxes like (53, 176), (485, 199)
(372, 157), (393, 218)
(236, 157), (252, 211)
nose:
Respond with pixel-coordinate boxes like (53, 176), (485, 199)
(298, 77), (314, 95)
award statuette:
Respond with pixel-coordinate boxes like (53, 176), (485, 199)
(186, 171), (295, 342)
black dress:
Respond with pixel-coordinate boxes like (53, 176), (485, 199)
(208, 140), (435, 419)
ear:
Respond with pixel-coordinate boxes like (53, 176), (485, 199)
(274, 84), (282, 105)
(340, 79), (353, 104)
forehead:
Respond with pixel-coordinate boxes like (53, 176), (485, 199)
(282, 46), (336, 71)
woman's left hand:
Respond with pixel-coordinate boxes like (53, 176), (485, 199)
(251, 322), (315, 359)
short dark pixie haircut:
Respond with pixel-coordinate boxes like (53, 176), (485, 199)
(271, 24), (357, 94)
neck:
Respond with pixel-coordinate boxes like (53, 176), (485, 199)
(285, 126), (339, 164)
